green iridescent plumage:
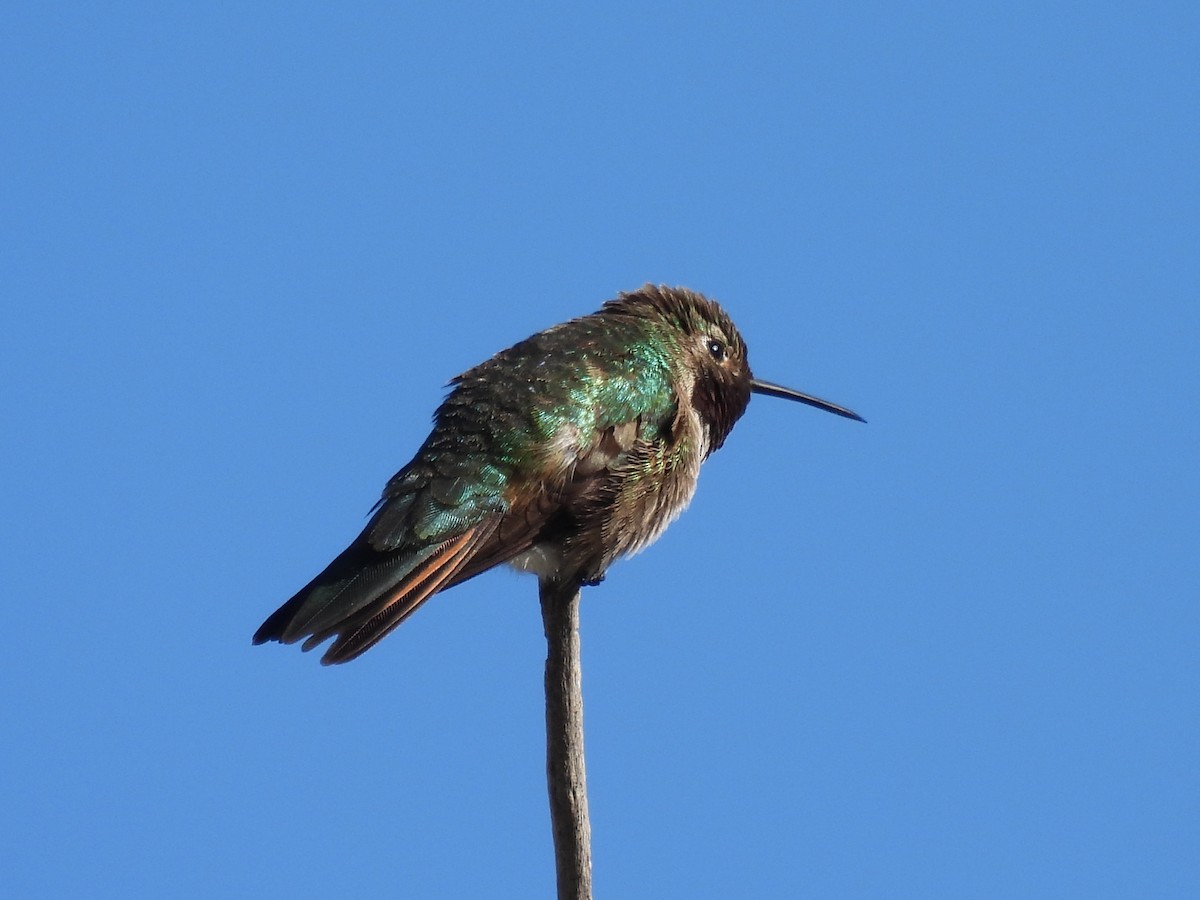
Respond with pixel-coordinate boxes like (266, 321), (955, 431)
(254, 284), (862, 664)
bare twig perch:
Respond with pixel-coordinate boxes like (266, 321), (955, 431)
(540, 577), (593, 900)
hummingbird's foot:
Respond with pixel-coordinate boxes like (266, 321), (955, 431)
(581, 573), (606, 587)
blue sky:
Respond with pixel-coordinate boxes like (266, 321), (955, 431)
(4, 3), (1197, 897)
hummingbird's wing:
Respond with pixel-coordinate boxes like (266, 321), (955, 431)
(252, 524), (502, 665)
(253, 459), (510, 664)
(312, 525), (499, 664)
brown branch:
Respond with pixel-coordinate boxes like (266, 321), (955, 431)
(539, 577), (593, 900)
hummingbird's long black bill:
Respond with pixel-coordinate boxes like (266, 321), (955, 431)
(751, 378), (866, 422)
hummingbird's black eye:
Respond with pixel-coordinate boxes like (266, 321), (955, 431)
(706, 338), (726, 361)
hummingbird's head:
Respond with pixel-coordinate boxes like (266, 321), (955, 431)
(603, 284), (755, 453)
(604, 285), (865, 452)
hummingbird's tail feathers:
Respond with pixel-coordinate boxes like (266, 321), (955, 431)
(251, 516), (499, 663)
(317, 521), (498, 664)
(251, 534), (425, 648)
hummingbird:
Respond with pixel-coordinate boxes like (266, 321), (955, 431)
(253, 284), (863, 664)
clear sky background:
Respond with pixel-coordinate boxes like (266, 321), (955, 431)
(4, 3), (1197, 898)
